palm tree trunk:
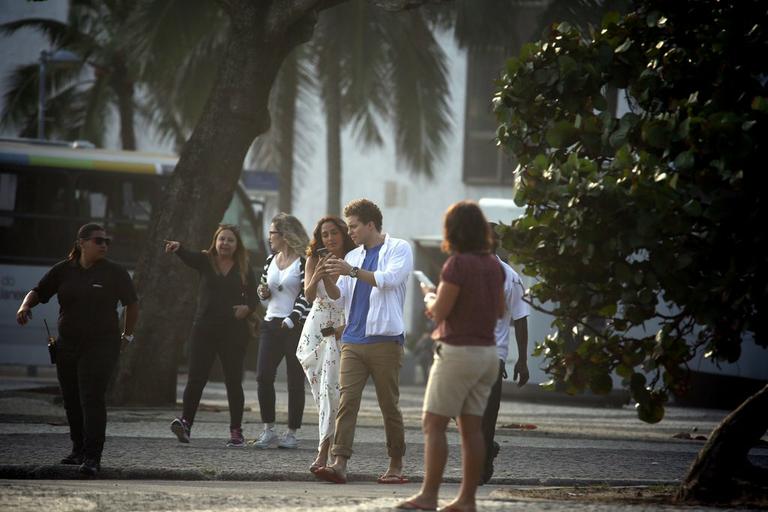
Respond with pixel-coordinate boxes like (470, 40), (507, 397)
(110, 3), (314, 405)
(676, 383), (768, 502)
(276, 51), (298, 213)
(325, 54), (342, 217)
(112, 56), (137, 150)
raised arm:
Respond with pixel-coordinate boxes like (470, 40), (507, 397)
(304, 255), (320, 303)
(165, 241), (209, 273)
(424, 280), (459, 325)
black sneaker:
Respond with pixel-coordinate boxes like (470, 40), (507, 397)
(79, 457), (100, 476)
(60, 451), (84, 465)
(480, 441), (501, 485)
(171, 417), (191, 443)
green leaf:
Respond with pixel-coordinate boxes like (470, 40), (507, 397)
(598, 303), (617, 317)
(615, 39), (634, 54)
(592, 94), (608, 111)
(674, 150), (694, 170)
(545, 121), (579, 147)
(636, 399), (665, 424)
(641, 120), (671, 148)
(589, 372), (613, 395)
(751, 96), (768, 113)
(602, 11), (621, 28)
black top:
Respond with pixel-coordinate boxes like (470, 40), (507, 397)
(34, 258), (138, 341)
(176, 247), (259, 324)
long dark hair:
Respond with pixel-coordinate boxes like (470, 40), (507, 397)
(306, 216), (356, 257)
(68, 223), (105, 261)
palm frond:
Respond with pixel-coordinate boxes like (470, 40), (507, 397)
(136, 91), (188, 151)
(78, 72), (113, 147)
(1, 62), (88, 134)
(0, 18), (70, 46)
(383, 9), (452, 177)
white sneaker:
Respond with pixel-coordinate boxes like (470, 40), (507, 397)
(251, 428), (278, 449)
(278, 431), (299, 449)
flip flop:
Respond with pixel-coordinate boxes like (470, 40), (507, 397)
(309, 463), (323, 474)
(395, 500), (436, 510)
(377, 473), (410, 484)
(315, 465), (347, 484)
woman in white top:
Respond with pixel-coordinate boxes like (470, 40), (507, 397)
(296, 216), (356, 473)
(252, 213), (310, 449)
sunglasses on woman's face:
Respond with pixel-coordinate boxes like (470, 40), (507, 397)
(84, 237), (111, 246)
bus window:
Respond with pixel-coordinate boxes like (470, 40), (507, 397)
(0, 168), (74, 263)
(73, 173), (116, 221)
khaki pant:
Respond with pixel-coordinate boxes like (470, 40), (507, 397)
(331, 342), (405, 459)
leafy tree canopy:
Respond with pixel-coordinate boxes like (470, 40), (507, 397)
(494, 0), (768, 423)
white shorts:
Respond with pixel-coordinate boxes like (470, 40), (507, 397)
(423, 343), (499, 417)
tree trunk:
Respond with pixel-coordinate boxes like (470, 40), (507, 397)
(276, 50), (299, 213)
(676, 383), (768, 503)
(112, 56), (137, 151)
(110, 3), (314, 405)
(324, 55), (342, 217)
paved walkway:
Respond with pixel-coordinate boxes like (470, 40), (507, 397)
(1, 369), (765, 486)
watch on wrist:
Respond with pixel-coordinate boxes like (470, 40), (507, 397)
(350, 266), (360, 278)
(122, 333), (134, 343)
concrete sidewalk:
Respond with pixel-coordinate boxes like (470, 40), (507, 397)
(2, 368), (766, 487)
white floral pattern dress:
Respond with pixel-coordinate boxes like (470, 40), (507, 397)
(296, 279), (344, 449)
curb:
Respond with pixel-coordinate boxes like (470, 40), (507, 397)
(0, 464), (678, 487)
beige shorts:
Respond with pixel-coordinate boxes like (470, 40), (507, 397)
(423, 343), (499, 417)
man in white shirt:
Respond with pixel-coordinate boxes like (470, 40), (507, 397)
(319, 198), (413, 484)
(481, 228), (530, 485)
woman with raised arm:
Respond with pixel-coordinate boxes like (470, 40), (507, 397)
(296, 216), (356, 474)
(165, 224), (258, 448)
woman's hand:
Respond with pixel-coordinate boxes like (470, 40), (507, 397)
(257, 284), (271, 300)
(164, 240), (180, 253)
(233, 305), (251, 320)
(420, 282), (436, 296)
(16, 305), (32, 326)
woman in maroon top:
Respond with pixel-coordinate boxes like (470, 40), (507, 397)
(399, 201), (504, 512)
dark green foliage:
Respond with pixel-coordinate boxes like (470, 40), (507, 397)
(494, 0), (768, 422)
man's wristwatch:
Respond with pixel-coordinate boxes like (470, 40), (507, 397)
(121, 333), (134, 343)
(349, 266), (360, 278)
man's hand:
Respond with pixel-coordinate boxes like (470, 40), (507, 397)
(513, 360), (529, 387)
(325, 258), (353, 276)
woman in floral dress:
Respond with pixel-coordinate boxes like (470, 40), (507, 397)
(296, 216), (356, 474)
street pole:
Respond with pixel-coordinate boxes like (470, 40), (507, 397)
(37, 50), (48, 140)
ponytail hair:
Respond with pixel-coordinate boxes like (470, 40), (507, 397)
(68, 223), (105, 261)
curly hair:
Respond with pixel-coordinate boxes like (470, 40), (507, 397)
(271, 212), (310, 255)
(343, 198), (382, 231)
(306, 216), (357, 257)
(441, 201), (493, 254)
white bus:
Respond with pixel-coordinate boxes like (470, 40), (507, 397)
(0, 138), (269, 367)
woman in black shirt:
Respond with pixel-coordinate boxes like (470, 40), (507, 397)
(164, 224), (258, 448)
(16, 223), (138, 476)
